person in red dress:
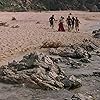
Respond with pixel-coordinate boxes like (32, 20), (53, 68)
(58, 16), (65, 32)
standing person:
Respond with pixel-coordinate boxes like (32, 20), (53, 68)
(69, 13), (72, 18)
(66, 16), (72, 32)
(75, 17), (80, 32)
(71, 17), (75, 30)
(58, 16), (65, 32)
(49, 15), (55, 29)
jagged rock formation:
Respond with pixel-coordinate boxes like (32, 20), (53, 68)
(0, 40), (98, 90)
(0, 52), (82, 90)
(92, 29), (100, 39)
(0, 0), (100, 11)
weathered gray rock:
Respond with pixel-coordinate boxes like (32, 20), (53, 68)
(62, 75), (82, 90)
(49, 42), (94, 69)
(80, 58), (90, 63)
(93, 72), (100, 77)
(49, 42), (92, 59)
(94, 33), (100, 38)
(0, 52), (82, 90)
(80, 39), (98, 51)
(71, 94), (81, 100)
(59, 46), (90, 59)
(92, 29), (100, 39)
(71, 93), (95, 100)
(67, 58), (82, 69)
(92, 29), (100, 34)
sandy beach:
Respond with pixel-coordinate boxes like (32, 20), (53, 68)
(0, 11), (100, 100)
(0, 11), (100, 65)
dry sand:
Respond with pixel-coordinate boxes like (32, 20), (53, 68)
(0, 11), (100, 65)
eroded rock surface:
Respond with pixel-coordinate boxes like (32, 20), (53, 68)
(0, 52), (81, 90)
(0, 40), (98, 90)
(92, 29), (100, 39)
(0, 40), (100, 99)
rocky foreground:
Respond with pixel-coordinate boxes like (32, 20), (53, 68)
(92, 29), (100, 39)
(0, 11), (100, 100)
(0, 39), (100, 100)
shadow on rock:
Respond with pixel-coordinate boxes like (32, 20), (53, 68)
(0, 52), (82, 90)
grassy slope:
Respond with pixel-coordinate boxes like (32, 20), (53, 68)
(0, 0), (100, 11)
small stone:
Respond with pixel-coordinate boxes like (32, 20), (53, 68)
(11, 25), (19, 28)
(93, 72), (100, 77)
(12, 17), (16, 20)
(71, 95), (81, 100)
(80, 58), (90, 63)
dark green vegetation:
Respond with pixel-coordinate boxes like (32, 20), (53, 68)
(0, 0), (100, 11)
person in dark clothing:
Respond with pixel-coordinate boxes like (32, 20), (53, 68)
(66, 16), (72, 32)
(71, 17), (75, 30)
(49, 15), (55, 29)
(75, 17), (80, 32)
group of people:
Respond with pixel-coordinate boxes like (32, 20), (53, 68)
(49, 14), (80, 32)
